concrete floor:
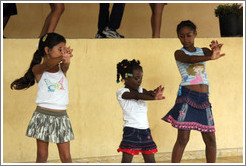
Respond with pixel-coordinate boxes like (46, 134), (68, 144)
(169, 156), (243, 163)
(46, 156), (243, 163)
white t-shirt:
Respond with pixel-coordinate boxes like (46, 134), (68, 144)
(36, 66), (69, 110)
(116, 87), (149, 129)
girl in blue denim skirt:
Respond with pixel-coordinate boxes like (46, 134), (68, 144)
(11, 33), (74, 163)
(116, 59), (165, 163)
(162, 20), (225, 163)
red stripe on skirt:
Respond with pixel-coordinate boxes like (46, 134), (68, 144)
(117, 148), (158, 155)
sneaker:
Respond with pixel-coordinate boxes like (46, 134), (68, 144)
(95, 33), (108, 39)
(102, 27), (124, 38)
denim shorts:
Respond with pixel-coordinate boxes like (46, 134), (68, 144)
(117, 127), (157, 155)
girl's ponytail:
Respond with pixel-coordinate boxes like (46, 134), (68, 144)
(10, 50), (43, 90)
(10, 32), (66, 90)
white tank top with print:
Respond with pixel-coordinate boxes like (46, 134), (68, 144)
(36, 66), (69, 110)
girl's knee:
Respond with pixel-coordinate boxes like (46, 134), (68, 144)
(142, 154), (156, 163)
(206, 137), (216, 147)
(177, 136), (190, 146)
(144, 156), (156, 163)
(122, 152), (133, 163)
(36, 152), (48, 162)
(177, 130), (190, 146)
(177, 139), (189, 146)
(59, 153), (72, 163)
(203, 133), (216, 147)
(177, 131), (190, 146)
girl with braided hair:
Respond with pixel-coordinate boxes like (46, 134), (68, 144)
(11, 33), (74, 163)
(116, 59), (165, 163)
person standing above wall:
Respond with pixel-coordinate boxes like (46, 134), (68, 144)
(95, 3), (125, 38)
(39, 3), (65, 38)
(3, 3), (17, 38)
(149, 3), (167, 38)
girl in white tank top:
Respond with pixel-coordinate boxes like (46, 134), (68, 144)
(11, 33), (74, 163)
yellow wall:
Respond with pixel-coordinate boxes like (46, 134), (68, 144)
(3, 38), (243, 163)
(4, 3), (224, 38)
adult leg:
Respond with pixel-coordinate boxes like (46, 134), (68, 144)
(36, 139), (49, 163)
(39, 3), (64, 37)
(149, 4), (155, 37)
(46, 4), (64, 33)
(108, 3), (125, 30)
(149, 3), (165, 38)
(201, 132), (216, 163)
(171, 129), (190, 163)
(57, 141), (72, 163)
(121, 152), (133, 163)
(39, 5), (52, 37)
(142, 153), (156, 163)
(97, 3), (110, 33)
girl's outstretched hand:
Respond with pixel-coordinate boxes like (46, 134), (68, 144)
(210, 42), (225, 60)
(62, 46), (73, 64)
(154, 85), (165, 100)
(209, 40), (219, 50)
(153, 85), (160, 94)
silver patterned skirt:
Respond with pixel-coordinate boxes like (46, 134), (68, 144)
(26, 106), (74, 143)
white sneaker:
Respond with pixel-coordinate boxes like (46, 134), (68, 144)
(102, 27), (124, 38)
(95, 33), (108, 39)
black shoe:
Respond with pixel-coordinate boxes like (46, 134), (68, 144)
(3, 35), (6, 38)
(95, 33), (108, 39)
(102, 27), (124, 38)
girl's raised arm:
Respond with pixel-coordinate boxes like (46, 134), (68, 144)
(32, 56), (63, 82)
(175, 44), (225, 64)
(60, 46), (73, 76)
(175, 50), (212, 64)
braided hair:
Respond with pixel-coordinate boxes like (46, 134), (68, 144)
(116, 59), (142, 83)
(10, 32), (66, 90)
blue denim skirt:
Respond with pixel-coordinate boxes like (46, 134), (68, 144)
(117, 127), (158, 155)
(162, 86), (215, 132)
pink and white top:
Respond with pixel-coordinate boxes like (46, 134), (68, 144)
(176, 47), (209, 86)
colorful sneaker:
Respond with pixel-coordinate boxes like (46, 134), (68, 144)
(95, 33), (108, 39)
(102, 27), (124, 38)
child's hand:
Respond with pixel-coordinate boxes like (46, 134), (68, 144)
(66, 46), (73, 58)
(209, 40), (223, 51)
(62, 46), (73, 64)
(154, 85), (165, 100)
(210, 42), (225, 60)
(153, 85), (162, 94)
(209, 40), (218, 50)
